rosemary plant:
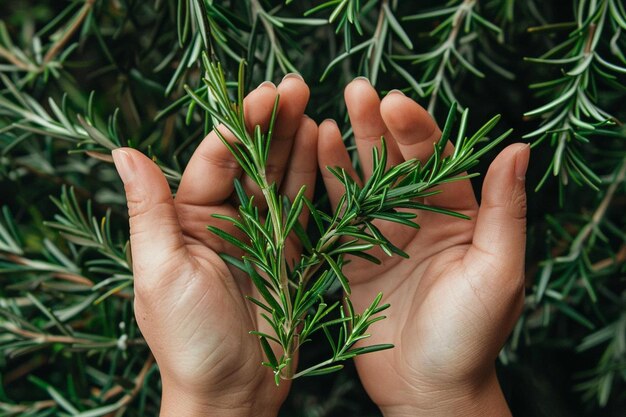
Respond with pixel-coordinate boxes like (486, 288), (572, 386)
(524, 0), (626, 192)
(309, 0), (414, 85)
(394, 0), (505, 113)
(0, 1), (625, 415)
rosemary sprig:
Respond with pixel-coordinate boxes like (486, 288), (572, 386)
(0, 0), (94, 81)
(524, 0), (626, 191)
(314, 0), (414, 85)
(186, 56), (511, 383)
(397, 0), (504, 113)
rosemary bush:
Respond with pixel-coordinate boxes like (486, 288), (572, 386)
(0, 1), (625, 416)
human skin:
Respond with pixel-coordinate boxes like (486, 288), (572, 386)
(112, 76), (528, 417)
(112, 74), (316, 417)
(317, 78), (528, 416)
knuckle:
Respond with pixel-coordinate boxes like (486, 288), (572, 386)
(483, 185), (527, 222)
(289, 165), (317, 175)
(196, 147), (240, 170)
(357, 134), (386, 144)
(264, 162), (286, 176)
(128, 200), (177, 234)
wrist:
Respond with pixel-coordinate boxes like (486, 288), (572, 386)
(380, 370), (511, 417)
(160, 380), (281, 417)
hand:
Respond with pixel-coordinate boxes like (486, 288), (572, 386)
(317, 79), (529, 417)
(112, 74), (316, 417)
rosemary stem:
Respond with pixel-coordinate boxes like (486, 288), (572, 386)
(0, 45), (35, 71)
(258, 168), (296, 378)
(428, 0), (475, 113)
(250, 0), (287, 73)
(43, 0), (95, 64)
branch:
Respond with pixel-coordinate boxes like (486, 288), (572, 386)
(591, 244), (626, 272)
(0, 45), (34, 71)
(0, 400), (56, 414)
(2, 322), (144, 347)
(428, 0), (475, 113)
(556, 157), (626, 263)
(43, 0), (95, 64)
(113, 355), (155, 407)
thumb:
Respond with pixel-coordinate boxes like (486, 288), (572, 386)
(467, 143), (530, 284)
(112, 148), (187, 278)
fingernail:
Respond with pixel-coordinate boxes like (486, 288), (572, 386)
(257, 80), (276, 89)
(282, 72), (304, 82)
(323, 118), (338, 125)
(388, 89), (405, 96)
(515, 144), (530, 180)
(353, 76), (370, 84)
(112, 149), (135, 184)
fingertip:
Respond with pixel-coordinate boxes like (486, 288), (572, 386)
(485, 143), (530, 183)
(278, 73), (310, 97)
(244, 83), (279, 132)
(273, 74), (310, 141)
(349, 76), (371, 87)
(504, 142), (531, 157)
(387, 89), (405, 96)
(481, 143), (530, 213)
(317, 119), (347, 169)
(344, 77), (377, 104)
(317, 119), (341, 154)
(319, 118), (339, 133)
(380, 93), (437, 145)
(379, 91), (414, 118)
(282, 72), (304, 82)
(256, 80), (277, 90)
(112, 148), (135, 184)
(344, 78), (377, 112)
(515, 144), (531, 180)
(112, 146), (134, 156)
(112, 146), (147, 163)
(296, 115), (319, 151)
(317, 119), (355, 210)
(300, 114), (318, 135)
(481, 143), (529, 222)
(113, 147), (165, 186)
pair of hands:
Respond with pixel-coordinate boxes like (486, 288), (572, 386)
(112, 74), (529, 417)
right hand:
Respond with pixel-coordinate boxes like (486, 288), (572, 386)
(112, 74), (316, 417)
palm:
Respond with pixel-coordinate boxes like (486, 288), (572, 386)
(149, 201), (281, 394)
(164, 196), (305, 384)
(317, 79), (527, 409)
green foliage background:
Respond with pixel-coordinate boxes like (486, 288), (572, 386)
(0, 0), (625, 416)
